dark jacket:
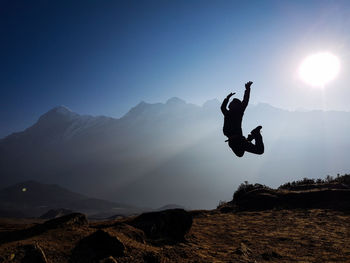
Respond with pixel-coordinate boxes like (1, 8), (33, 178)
(221, 88), (250, 137)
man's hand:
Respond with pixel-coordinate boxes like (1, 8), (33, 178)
(245, 81), (253, 89)
(226, 92), (236, 99)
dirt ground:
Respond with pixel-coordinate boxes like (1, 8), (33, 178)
(0, 209), (350, 262)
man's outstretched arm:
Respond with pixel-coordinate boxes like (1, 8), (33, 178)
(242, 81), (252, 110)
(221, 92), (235, 115)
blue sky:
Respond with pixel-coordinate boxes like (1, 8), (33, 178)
(2, 0), (350, 138)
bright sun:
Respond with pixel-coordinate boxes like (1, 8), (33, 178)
(298, 52), (340, 88)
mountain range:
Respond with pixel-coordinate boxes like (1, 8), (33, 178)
(1, 98), (350, 209)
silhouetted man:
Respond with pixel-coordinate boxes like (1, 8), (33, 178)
(221, 81), (264, 157)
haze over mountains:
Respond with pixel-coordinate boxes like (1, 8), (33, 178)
(1, 98), (350, 209)
(0, 180), (140, 218)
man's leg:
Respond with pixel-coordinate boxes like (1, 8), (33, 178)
(244, 134), (264, 155)
(247, 125), (262, 142)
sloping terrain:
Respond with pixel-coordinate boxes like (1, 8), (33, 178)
(0, 209), (349, 262)
(2, 177), (350, 262)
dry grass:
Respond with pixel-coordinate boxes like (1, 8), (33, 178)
(0, 209), (350, 262)
(183, 209), (350, 262)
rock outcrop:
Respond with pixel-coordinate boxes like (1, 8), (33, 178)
(71, 229), (125, 263)
(16, 244), (48, 263)
(128, 209), (192, 242)
(220, 185), (350, 212)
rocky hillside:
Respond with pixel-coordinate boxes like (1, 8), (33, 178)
(0, 209), (349, 262)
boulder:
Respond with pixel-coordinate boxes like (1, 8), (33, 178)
(128, 209), (192, 242)
(71, 229), (125, 262)
(17, 244), (48, 263)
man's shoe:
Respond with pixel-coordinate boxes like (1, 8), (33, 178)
(250, 125), (262, 139)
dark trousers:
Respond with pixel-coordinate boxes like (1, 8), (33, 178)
(228, 134), (264, 157)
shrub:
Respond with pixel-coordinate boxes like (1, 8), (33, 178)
(233, 181), (271, 201)
(217, 200), (227, 207)
(278, 174), (350, 190)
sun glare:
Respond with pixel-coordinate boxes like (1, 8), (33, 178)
(298, 52), (340, 88)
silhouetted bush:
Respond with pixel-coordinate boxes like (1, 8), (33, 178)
(217, 200), (227, 207)
(233, 181), (271, 201)
(334, 174), (350, 185)
(278, 174), (350, 190)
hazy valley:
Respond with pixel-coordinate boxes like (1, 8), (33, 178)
(1, 98), (350, 209)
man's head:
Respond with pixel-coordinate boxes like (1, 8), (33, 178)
(228, 98), (242, 111)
